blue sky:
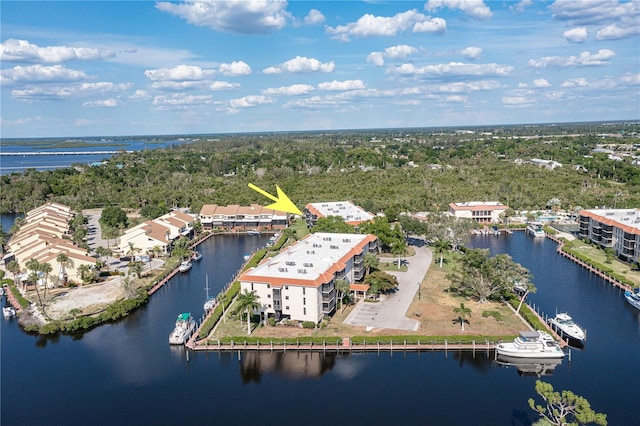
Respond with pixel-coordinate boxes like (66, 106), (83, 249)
(1, 0), (639, 138)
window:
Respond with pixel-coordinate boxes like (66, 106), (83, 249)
(285, 286), (288, 290)
(251, 283), (254, 291)
(268, 304), (272, 308)
(303, 297), (306, 305)
(267, 294), (271, 298)
(267, 284), (270, 289)
(303, 308), (306, 315)
(285, 296), (289, 300)
(285, 306), (289, 310)
(303, 288), (306, 295)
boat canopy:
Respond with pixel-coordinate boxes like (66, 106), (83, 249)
(519, 331), (540, 340)
(177, 313), (191, 321)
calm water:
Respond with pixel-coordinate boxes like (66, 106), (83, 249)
(0, 138), (190, 175)
(2, 230), (639, 425)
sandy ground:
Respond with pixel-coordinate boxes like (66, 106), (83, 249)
(45, 276), (124, 320)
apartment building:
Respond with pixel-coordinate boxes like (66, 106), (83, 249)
(117, 210), (194, 255)
(578, 209), (640, 263)
(198, 204), (288, 230)
(304, 201), (375, 228)
(237, 232), (378, 324)
(448, 201), (508, 224)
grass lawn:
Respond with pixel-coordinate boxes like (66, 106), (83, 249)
(563, 240), (640, 287)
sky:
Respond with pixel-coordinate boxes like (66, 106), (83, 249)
(1, 0), (639, 138)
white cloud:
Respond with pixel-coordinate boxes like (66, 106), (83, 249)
(619, 73), (640, 86)
(78, 82), (131, 94)
(304, 9), (325, 25)
(533, 79), (551, 88)
(561, 77), (589, 87)
(596, 23), (640, 40)
(263, 56), (335, 74)
(528, 49), (615, 68)
(425, 0), (493, 20)
(326, 10), (446, 41)
(83, 98), (119, 108)
(563, 27), (588, 43)
(129, 90), (152, 100)
(10, 81), (129, 101)
(1, 64), (87, 85)
(390, 62), (513, 77)
(210, 81), (240, 91)
(511, 0), (533, 12)
(218, 61), (252, 76)
(228, 95), (275, 109)
(461, 46), (482, 60)
(156, 0), (290, 33)
(145, 64), (216, 81)
(366, 52), (385, 67)
(367, 45), (418, 66)
(550, 0), (638, 25)
(502, 96), (531, 106)
(150, 80), (209, 90)
(262, 84), (315, 95)
(153, 93), (214, 107)
(283, 96), (343, 109)
(431, 80), (501, 93)
(317, 80), (366, 91)
(445, 95), (468, 103)
(0, 39), (114, 63)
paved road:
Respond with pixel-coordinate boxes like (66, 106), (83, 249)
(344, 246), (433, 331)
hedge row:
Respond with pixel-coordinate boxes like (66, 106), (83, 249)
(561, 246), (635, 287)
(197, 281), (241, 339)
(204, 334), (515, 346)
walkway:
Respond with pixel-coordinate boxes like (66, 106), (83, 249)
(343, 246), (432, 332)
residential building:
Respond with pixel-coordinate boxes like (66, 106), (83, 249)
(530, 158), (562, 169)
(198, 204), (288, 230)
(117, 210), (194, 256)
(578, 209), (640, 263)
(237, 232), (378, 324)
(448, 201), (508, 224)
(304, 201), (375, 228)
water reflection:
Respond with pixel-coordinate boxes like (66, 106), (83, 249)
(494, 355), (563, 377)
(238, 351), (337, 383)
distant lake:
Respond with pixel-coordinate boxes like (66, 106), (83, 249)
(0, 137), (193, 175)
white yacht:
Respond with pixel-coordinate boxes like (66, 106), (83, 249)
(192, 251), (203, 261)
(3, 306), (16, 318)
(496, 331), (565, 359)
(203, 275), (215, 312)
(624, 289), (640, 311)
(548, 312), (586, 344)
(526, 223), (545, 238)
(169, 312), (196, 345)
(178, 260), (192, 273)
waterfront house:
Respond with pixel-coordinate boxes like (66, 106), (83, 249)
(237, 232), (378, 324)
(304, 201), (375, 228)
(198, 204), (288, 231)
(578, 208), (640, 263)
(448, 201), (508, 224)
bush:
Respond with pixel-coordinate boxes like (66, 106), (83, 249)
(301, 321), (316, 329)
(267, 317), (276, 326)
(482, 310), (503, 321)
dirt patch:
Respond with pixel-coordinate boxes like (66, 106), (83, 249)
(45, 277), (124, 320)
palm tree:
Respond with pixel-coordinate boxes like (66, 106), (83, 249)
(6, 260), (21, 289)
(363, 252), (378, 275)
(95, 246), (112, 271)
(39, 261), (53, 301)
(453, 303), (472, 332)
(25, 258), (43, 307)
(335, 279), (350, 312)
(126, 242), (139, 261)
(391, 238), (407, 268)
(76, 264), (95, 286)
(516, 281), (537, 314)
(433, 237), (451, 268)
(128, 261), (143, 279)
(235, 289), (261, 335)
(56, 252), (73, 286)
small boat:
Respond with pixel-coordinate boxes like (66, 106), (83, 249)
(243, 254), (251, 261)
(496, 330), (565, 359)
(169, 312), (196, 345)
(547, 312), (586, 345)
(247, 230), (261, 236)
(526, 223), (545, 238)
(624, 289), (640, 311)
(203, 275), (216, 312)
(192, 251), (203, 261)
(0, 287), (4, 297)
(178, 260), (192, 273)
(3, 306), (16, 318)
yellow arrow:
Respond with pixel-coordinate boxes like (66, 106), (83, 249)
(248, 183), (302, 216)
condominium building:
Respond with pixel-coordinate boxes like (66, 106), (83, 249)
(198, 204), (288, 230)
(448, 201), (508, 224)
(237, 232), (378, 324)
(304, 201), (375, 228)
(578, 209), (640, 263)
(117, 210), (194, 256)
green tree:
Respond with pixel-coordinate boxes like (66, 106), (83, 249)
(311, 216), (355, 234)
(528, 380), (607, 426)
(366, 270), (398, 298)
(39, 261), (53, 301)
(335, 279), (350, 312)
(95, 246), (112, 271)
(76, 264), (95, 285)
(235, 289), (261, 335)
(453, 302), (472, 331)
(25, 258), (43, 307)
(128, 261), (143, 279)
(100, 206), (128, 229)
(516, 281), (537, 314)
(6, 260), (22, 288)
(56, 252), (73, 286)
(363, 252), (379, 275)
(433, 237), (451, 268)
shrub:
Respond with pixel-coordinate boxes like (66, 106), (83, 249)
(267, 317), (276, 326)
(301, 321), (316, 329)
(482, 310), (503, 321)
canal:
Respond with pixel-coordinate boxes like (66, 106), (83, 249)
(1, 230), (639, 425)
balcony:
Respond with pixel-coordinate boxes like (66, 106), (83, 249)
(322, 294), (335, 304)
(321, 285), (334, 295)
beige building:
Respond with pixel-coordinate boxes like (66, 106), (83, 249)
(117, 210), (195, 256)
(448, 201), (508, 224)
(237, 232), (378, 324)
(198, 204), (288, 230)
(6, 202), (96, 286)
(579, 208), (640, 263)
(304, 201), (375, 228)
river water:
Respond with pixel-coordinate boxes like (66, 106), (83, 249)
(1, 229), (639, 425)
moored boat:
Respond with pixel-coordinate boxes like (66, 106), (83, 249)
(3, 306), (16, 318)
(203, 275), (215, 312)
(169, 312), (196, 345)
(624, 289), (640, 311)
(192, 251), (203, 261)
(247, 230), (261, 236)
(496, 330), (565, 359)
(526, 223), (545, 238)
(178, 260), (192, 273)
(547, 312), (586, 345)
